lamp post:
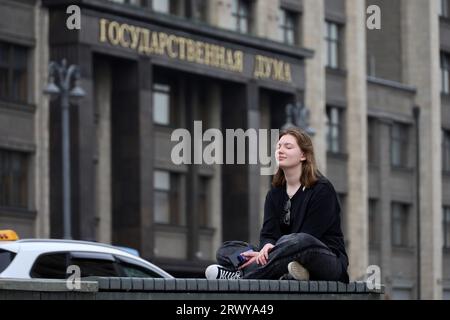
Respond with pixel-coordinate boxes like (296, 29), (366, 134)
(44, 59), (85, 239)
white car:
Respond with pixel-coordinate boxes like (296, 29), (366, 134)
(0, 231), (173, 279)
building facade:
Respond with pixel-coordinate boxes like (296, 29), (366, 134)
(0, 0), (449, 300)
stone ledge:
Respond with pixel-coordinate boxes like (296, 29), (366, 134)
(92, 278), (384, 294)
(0, 278), (98, 292)
(0, 278), (385, 298)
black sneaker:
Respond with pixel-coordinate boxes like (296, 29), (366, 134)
(205, 264), (243, 280)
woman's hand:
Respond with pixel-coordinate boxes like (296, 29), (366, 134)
(256, 243), (275, 265)
(238, 243), (275, 269)
(238, 251), (258, 270)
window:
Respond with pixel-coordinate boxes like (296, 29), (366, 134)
(368, 118), (377, 164)
(0, 42), (28, 103)
(231, 0), (251, 34)
(391, 202), (410, 247)
(153, 170), (182, 225)
(324, 21), (341, 69)
(444, 207), (450, 249)
(443, 130), (450, 172)
(326, 106), (343, 153)
(116, 256), (164, 278)
(152, 83), (171, 125)
(0, 149), (29, 208)
(390, 122), (409, 168)
(440, 0), (449, 17)
(279, 8), (297, 45)
(119, 262), (162, 277)
(198, 177), (210, 227)
(441, 52), (450, 94)
(188, 0), (208, 22)
(369, 199), (378, 247)
(152, 0), (170, 13)
(0, 249), (16, 273)
(70, 254), (119, 277)
(31, 253), (68, 279)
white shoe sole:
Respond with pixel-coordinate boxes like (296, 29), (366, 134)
(288, 261), (310, 280)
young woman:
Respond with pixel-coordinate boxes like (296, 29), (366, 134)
(205, 128), (349, 282)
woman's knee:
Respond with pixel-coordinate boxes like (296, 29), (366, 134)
(276, 232), (318, 245)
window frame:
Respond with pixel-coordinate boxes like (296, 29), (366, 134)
(152, 83), (172, 127)
(390, 122), (409, 168)
(0, 42), (28, 103)
(391, 202), (410, 248)
(324, 21), (341, 69)
(369, 199), (379, 248)
(0, 149), (29, 209)
(231, 0), (252, 34)
(443, 129), (450, 173)
(441, 52), (450, 94)
(279, 8), (298, 45)
(153, 170), (181, 226)
(326, 106), (344, 154)
(368, 118), (378, 164)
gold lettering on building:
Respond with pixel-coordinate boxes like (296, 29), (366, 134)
(167, 35), (178, 58)
(254, 55), (292, 83)
(99, 19), (108, 43)
(98, 19), (293, 82)
(128, 25), (140, 50)
(108, 21), (120, 46)
(118, 24), (130, 48)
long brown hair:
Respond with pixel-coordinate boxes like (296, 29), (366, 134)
(272, 128), (320, 188)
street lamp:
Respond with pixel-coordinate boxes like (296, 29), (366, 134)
(282, 102), (316, 136)
(44, 59), (85, 239)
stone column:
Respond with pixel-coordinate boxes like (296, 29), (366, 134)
(209, 84), (223, 255)
(76, 47), (96, 241)
(345, 0), (369, 280)
(138, 57), (154, 259)
(34, 3), (50, 238)
(94, 60), (112, 244)
(401, 0), (442, 299)
(247, 81), (261, 245)
(303, 0), (327, 173)
(254, 0), (280, 40)
(208, 0), (234, 30)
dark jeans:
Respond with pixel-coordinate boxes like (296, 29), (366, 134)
(216, 233), (348, 282)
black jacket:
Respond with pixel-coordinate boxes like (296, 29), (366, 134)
(259, 176), (349, 273)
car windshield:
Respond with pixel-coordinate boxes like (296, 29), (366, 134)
(0, 249), (16, 273)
